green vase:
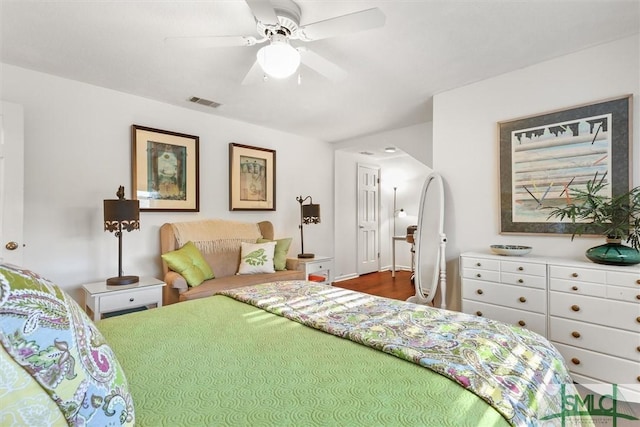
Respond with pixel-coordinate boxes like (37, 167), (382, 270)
(585, 238), (640, 266)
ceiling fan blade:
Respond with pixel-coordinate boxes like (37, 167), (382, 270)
(299, 47), (347, 82)
(299, 8), (385, 41)
(245, 0), (279, 25)
(241, 60), (266, 85)
(164, 35), (261, 48)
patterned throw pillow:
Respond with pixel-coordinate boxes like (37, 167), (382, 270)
(237, 241), (276, 274)
(161, 241), (215, 287)
(257, 237), (292, 271)
(0, 264), (135, 426)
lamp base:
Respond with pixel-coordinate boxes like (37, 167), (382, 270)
(106, 275), (139, 286)
(298, 253), (315, 259)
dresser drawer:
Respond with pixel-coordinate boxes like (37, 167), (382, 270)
(100, 287), (161, 312)
(607, 285), (640, 304)
(607, 270), (640, 288)
(549, 291), (640, 332)
(500, 272), (546, 289)
(461, 256), (499, 272)
(462, 268), (500, 282)
(549, 317), (640, 361)
(500, 260), (546, 277)
(549, 278), (605, 298)
(462, 300), (546, 337)
(462, 279), (545, 313)
(549, 265), (605, 284)
(553, 342), (640, 391)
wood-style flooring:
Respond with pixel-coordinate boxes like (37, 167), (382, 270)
(334, 270), (415, 301)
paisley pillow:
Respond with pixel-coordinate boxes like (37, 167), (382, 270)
(0, 264), (135, 426)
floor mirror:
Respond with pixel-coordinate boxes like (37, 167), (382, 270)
(406, 172), (447, 308)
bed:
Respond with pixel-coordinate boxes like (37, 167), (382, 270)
(0, 264), (591, 426)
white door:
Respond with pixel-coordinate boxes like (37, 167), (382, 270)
(357, 164), (379, 275)
(0, 101), (25, 266)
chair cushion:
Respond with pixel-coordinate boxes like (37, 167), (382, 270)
(161, 241), (215, 287)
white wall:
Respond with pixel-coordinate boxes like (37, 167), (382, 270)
(2, 64), (334, 300)
(433, 35), (640, 310)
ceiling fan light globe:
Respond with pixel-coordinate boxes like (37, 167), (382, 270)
(256, 42), (300, 79)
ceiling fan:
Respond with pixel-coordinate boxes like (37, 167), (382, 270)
(165, 0), (386, 84)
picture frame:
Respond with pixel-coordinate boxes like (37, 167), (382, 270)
(499, 95), (632, 235)
(229, 143), (276, 211)
(131, 125), (199, 212)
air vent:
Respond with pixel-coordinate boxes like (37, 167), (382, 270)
(359, 151), (374, 156)
(189, 96), (221, 108)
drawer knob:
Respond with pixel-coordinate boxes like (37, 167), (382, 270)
(636, 295), (640, 300)
(571, 331), (581, 338)
(518, 279), (524, 284)
(476, 262), (481, 267)
(518, 266), (524, 271)
(518, 320), (526, 327)
(518, 296), (527, 303)
(637, 376), (640, 383)
(571, 272), (579, 278)
(571, 358), (581, 365)
(637, 279), (640, 285)
(636, 346), (640, 352)
(476, 273), (482, 278)
(476, 311), (483, 316)
(637, 316), (640, 324)
(571, 305), (580, 312)
(129, 298), (135, 302)
(571, 286), (579, 291)
(476, 289), (484, 295)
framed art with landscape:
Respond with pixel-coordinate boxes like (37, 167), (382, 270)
(131, 125), (199, 212)
(499, 95), (632, 235)
(229, 143), (276, 211)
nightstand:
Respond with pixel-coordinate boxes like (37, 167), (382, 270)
(83, 276), (165, 321)
(296, 255), (334, 285)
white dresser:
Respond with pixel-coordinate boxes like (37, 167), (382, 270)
(460, 253), (548, 336)
(460, 252), (640, 402)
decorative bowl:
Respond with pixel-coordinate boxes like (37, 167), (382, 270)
(490, 245), (532, 256)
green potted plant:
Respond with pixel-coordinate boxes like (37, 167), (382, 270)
(546, 174), (640, 266)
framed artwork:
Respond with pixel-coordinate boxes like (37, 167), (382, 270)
(229, 143), (276, 211)
(131, 125), (199, 212)
(499, 95), (632, 234)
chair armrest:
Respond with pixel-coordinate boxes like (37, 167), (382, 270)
(286, 258), (301, 271)
(164, 271), (188, 292)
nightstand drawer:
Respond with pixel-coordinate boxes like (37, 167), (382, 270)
(306, 261), (332, 275)
(100, 287), (161, 312)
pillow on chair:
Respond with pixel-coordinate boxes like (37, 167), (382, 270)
(161, 241), (215, 287)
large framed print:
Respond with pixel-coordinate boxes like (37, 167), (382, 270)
(229, 143), (276, 211)
(499, 95), (632, 235)
(132, 125), (199, 212)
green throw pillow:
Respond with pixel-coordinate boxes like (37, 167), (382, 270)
(258, 237), (292, 271)
(161, 241), (214, 287)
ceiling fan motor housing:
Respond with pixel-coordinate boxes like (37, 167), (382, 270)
(256, 0), (301, 40)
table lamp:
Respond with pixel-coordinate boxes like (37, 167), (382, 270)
(104, 186), (140, 285)
(296, 195), (320, 258)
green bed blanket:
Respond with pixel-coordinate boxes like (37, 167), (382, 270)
(98, 290), (510, 426)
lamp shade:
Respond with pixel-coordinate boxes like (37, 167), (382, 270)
(301, 203), (320, 224)
(257, 36), (301, 79)
(104, 199), (140, 232)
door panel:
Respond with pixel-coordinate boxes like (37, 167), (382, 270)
(0, 101), (25, 266)
(357, 164), (379, 275)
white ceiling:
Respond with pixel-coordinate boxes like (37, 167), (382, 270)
(2, 0), (639, 145)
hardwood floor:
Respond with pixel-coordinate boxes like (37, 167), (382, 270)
(334, 270), (416, 301)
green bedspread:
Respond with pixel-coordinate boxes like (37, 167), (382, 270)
(98, 290), (510, 426)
